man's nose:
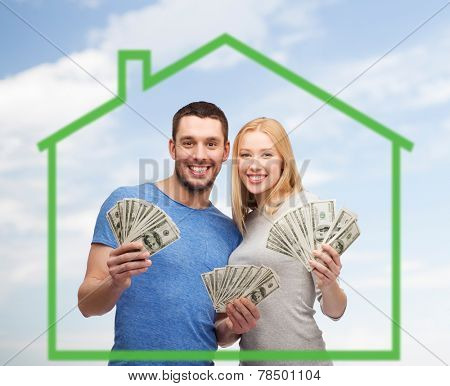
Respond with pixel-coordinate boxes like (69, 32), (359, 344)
(193, 143), (207, 161)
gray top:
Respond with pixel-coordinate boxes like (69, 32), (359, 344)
(228, 190), (341, 366)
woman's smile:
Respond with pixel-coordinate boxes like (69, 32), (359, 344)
(246, 173), (268, 184)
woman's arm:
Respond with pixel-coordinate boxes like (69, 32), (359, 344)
(318, 281), (347, 319)
(310, 244), (347, 319)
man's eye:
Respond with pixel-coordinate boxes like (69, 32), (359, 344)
(183, 141), (193, 146)
(207, 142), (217, 147)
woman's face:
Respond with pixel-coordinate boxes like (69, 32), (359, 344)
(237, 130), (284, 198)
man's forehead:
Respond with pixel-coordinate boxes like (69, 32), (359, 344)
(178, 115), (222, 128)
(177, 116), (223, 140)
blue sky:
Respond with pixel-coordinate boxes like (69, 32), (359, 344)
(1, 0), (449, 366)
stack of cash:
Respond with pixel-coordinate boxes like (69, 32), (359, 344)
(201, 265), (280, 312)
(106, 198), (180, 255)
(266, 199), (360, 272)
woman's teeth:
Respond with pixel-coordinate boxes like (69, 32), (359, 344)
(248, 175), (267, 183)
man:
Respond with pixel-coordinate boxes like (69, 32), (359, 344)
(77, 102), (259, 365)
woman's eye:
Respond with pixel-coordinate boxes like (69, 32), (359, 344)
(263, 153), (273, 158)
(240, 153), (251, 158)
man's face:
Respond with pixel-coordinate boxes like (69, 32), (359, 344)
(169, 115), (230, 192)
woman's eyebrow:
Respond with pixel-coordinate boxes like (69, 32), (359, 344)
(239, 148), (273, 151)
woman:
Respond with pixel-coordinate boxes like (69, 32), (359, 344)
(226, 117), (347, 366)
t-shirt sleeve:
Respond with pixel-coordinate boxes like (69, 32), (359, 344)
(313, 273), (345, 321)
(233, 230), (243, 250)
(91, 188), (124, 249)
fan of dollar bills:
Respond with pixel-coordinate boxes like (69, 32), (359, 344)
(201, 265), (280, 312)
(266, 200), (360, 272)
(106, 198), (180, 255)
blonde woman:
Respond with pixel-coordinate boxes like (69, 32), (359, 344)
(225, 118), (347, 366)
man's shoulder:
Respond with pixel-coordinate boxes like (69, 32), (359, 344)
(107, 183), (157, 201)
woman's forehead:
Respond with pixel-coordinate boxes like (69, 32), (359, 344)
(239, 130), (274, 149)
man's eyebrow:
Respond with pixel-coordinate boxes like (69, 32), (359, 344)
(178, 136), (222, 141)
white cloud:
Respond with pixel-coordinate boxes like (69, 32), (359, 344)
(329, 38), (450, 112)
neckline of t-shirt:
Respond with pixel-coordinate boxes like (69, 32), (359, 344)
(149, 182), (215, 212)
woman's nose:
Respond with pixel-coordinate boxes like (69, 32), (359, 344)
(248, 159), (263, 171)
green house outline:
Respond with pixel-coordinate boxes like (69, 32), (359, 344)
(37, 33), (413, 362)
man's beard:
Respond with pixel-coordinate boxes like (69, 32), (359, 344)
(175, 161), (217, 193)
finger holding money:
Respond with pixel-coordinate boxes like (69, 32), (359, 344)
(107, 242), (152, 290)
(225, 299), (259, 334)
(322, 243), (342, 270)
(311, 247), (341, 277)
(234, 298), (260, 321)
(309, 255), (338, 283)
(226, 303), (244, 331)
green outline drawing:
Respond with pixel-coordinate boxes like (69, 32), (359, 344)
(37, 33), (413, 362)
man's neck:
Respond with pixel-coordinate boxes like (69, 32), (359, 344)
(155, 175), (212, 209)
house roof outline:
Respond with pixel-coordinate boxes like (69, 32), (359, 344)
(37, 33), (414, 152)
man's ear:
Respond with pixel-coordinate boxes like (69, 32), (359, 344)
(168, 138), (176, 160)
(222, 140), (231, 162)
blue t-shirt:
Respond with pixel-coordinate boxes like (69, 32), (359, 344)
(92, 182), (242, 366)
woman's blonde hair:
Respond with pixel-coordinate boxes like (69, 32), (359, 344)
(231, 117), (303, 234)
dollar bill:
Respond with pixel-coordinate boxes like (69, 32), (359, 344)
(201, 265), (280, 313)
(265, 198), (360, 270)
(327, 218), (360, 255)
(323, 208), (357, 244)
(310, 200), (336, 250)
(106, 198), (180, 255)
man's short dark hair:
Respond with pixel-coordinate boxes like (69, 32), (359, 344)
(172, 101), (228, 142)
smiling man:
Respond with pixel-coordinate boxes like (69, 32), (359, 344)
(77, 101), (259, 366)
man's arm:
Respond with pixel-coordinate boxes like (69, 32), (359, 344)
(77, 242), (151, 317)
(215, 314), (241, 348)
(215, 298), (260, 348)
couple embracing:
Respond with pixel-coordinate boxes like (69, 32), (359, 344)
(77, 101), (346, 366)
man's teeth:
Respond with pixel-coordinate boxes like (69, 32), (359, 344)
(190, 166), (208, 172)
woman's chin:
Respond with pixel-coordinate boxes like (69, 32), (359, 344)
(243, 184), (268, 196)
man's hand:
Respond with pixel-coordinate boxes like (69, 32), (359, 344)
(310, 243), (342, 290)
(107, 242), (152, 290)
(224, 298), (260, 334)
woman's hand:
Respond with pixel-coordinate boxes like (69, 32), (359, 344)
(309, 243), (342, 290)
(225, 297), (260, 334)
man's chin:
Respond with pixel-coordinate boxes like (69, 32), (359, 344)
(177, 174), (215, 192)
